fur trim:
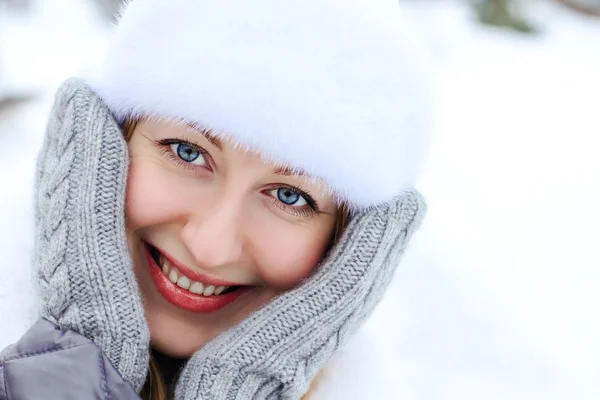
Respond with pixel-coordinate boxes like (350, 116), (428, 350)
(88, 0), (432, 209)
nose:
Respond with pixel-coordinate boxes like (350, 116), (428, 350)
(181, 202), (244, 268)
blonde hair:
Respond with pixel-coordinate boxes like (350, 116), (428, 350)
(122, 120), (349, 400)
(140, 359), (168, 400)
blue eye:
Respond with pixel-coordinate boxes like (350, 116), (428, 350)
(171, 143), (207, 166)
(270, 188), (308, 207)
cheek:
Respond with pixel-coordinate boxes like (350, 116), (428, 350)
(252, 222), (333, 290)
(126, 160), (201, 230)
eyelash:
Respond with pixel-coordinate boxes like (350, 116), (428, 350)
(155, 138), (320, 217)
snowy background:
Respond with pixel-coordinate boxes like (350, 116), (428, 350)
(1, 1), (598, 399)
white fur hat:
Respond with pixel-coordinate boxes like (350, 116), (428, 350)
(88, 0), (432, 210)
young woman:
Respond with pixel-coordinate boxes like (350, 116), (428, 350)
(0, 0), (431, 399)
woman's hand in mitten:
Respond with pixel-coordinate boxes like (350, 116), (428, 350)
(175, 191), (426, 400)
(34, 79), (150, 391)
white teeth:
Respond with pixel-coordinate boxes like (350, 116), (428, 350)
(177, 276), (191, 290)
(168, 269), (178, 284)
(203, 285), (215, 296)
(214, 286), (226, 295)
(159, 261), (232, 296)
(189, 282), (205, 295)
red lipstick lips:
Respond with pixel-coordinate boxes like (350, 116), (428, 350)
(144, 243), (248, 313)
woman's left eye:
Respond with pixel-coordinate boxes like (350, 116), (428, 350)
(170, 143), (207, 166)
(269, 187), (308, 207)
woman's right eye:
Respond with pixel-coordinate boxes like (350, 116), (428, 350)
(170, 142), (207, 166)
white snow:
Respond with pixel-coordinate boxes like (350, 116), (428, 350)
(0, 0), (110, 345)
(1, 1), (598, 399)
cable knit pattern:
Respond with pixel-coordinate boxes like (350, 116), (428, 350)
(33, 79), (150, 392)
(175, 192), (426, 400)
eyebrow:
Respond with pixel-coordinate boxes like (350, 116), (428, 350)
(273, 166), (309, 177)
(186, 123), (223, 151)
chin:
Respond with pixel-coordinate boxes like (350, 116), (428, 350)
(139, 280), (233, 358)
(150, 327), (205, 358)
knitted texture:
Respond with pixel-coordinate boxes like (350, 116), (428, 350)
(34, 78), (150, 392)
(175, 192), (426, 400)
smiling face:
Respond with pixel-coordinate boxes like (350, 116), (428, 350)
(125, 119), (338, 357)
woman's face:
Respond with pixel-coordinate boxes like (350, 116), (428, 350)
(126, 119), (338, 357)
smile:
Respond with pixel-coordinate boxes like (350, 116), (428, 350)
(144, 242), (249, 313)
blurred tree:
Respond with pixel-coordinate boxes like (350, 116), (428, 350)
(469, 0), (539, 33)
(555, 0), (600, 17)
(95, 0), (125, 23)
(0, 0), (31, 12)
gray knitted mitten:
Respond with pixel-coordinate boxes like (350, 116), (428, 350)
(34, 78), (150, 392)
(175, 192), (426, 400)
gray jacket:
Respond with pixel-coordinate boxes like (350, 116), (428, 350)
(0, 319), (140, 400)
